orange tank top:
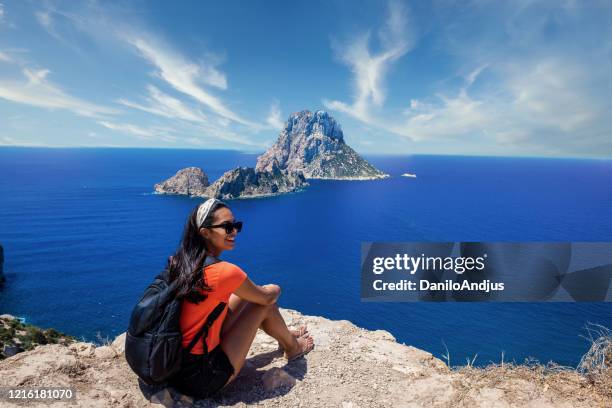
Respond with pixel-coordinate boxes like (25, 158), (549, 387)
(179, 261), (247, 354)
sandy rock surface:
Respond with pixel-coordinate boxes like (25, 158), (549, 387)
(0, 309), (607, 407)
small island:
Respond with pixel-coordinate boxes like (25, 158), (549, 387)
(154, 165), (307, 200)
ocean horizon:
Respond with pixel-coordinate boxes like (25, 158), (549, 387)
(1, 146), (611, 367)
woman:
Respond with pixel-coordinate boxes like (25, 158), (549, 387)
(168, 198), (314, 398)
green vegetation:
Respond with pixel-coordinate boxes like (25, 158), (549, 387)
(0, 315), (75, 360)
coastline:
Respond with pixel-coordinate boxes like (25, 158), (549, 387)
(152, 187), (309, 200)
(306, 173), (390, 181)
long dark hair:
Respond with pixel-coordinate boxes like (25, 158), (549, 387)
(167, 200), (228, 303)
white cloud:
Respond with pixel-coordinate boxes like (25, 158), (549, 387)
(98, 120), (176, 143)
(35, 10), (52, 29)
(0, 51), (12, 63)
(0, 136), (16, 145)
(324, 0), (612, 156)
(125, 35), (254, 127)
(391, 56), (607, 154)
(199, 57), (228, 90)
(0, 3), (4, 22)
(0, 68), (118, 118)
(266, 100), (284, 130)
(324, 0), (415, 123)
(118, 85), (208, 123)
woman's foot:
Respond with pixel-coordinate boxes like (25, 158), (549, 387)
(284, 334), (314, 361)
(290, 325), (308, 338)
(277, 326), (308, 350)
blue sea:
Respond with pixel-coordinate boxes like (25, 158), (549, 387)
(1, 147), (611, 367)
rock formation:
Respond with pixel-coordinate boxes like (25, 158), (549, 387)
(0, 309), (608, 407)
(155, 167), (210, 197)
(204, 166), (307, 200)
(256, 110), (388, 180)
(155, 165), (307, 200)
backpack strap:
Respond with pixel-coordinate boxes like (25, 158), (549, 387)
(185, 254), (225, 355)
(186, 302), (227, 355)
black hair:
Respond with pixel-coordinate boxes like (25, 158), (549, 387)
(167, 200), (228, 303)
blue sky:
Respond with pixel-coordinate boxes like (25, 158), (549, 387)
(0, 0), (611, 157)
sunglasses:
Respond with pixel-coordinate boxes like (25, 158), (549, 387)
(204, 221), (243, 234)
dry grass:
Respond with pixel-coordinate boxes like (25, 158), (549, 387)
(577, 323), (611, 390)
(449, 323), (611, 406)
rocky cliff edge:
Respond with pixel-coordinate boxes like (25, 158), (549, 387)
(0, 309), (608, 407)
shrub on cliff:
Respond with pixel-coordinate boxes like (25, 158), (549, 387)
(0, 315), (74, 359)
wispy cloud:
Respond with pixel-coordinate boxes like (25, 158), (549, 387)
(0, 68), (118, 118)
(266, 100), (284, 130)
(0, 51), (12, 63)
(125, 35), (254, 127)
(325, 0), (612, 156)
(392, 1), (612, 156)
(35, 10), (52, 30)
(387, 56), (605, 153)
(118, 85), (208, 123)
(97, 120), (177, 143)
(0, 3), (5, 22)
(324, 0), (415, 123)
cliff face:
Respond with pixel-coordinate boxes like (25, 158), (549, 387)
(0, 309), (607, 408)
(155, 167), (210, 197)
(204, 166), (308, 200)
(256, 110), (388, 180)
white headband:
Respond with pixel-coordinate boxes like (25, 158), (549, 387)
(196, 198), (219, 228)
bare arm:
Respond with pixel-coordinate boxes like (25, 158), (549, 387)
(233, 278), (280, 306)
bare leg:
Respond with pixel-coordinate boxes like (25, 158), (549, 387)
(220, 302), (314, 385)
(222, 294), (307, 339)
(221, 294), (249, 334)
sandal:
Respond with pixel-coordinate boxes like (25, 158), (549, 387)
(286, 335), (314, 362)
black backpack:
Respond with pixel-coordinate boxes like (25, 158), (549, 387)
(125, 256), (226, 385)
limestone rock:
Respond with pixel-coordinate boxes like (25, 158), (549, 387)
(69, 342), (95, 357)
(0, 309), (607, 407)
(154, 167), (210, 196)
(204, 166), (308, 200)
(94, 346), (117, 359)
(256, 110), (388, 180)
(111, 332), (126, 355)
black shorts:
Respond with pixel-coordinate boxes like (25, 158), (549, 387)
(170, 345), (235, 399)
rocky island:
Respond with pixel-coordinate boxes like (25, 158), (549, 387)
(205, 165), (307, 200)
(256, 110), (388, 180)
(154, 109), (388, 200)
(154, 167), (210, 196)
(155, 165), (307, 200)
(0, 309), (609, 407)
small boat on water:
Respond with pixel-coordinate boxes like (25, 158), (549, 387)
(401, 172), (417, 178)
